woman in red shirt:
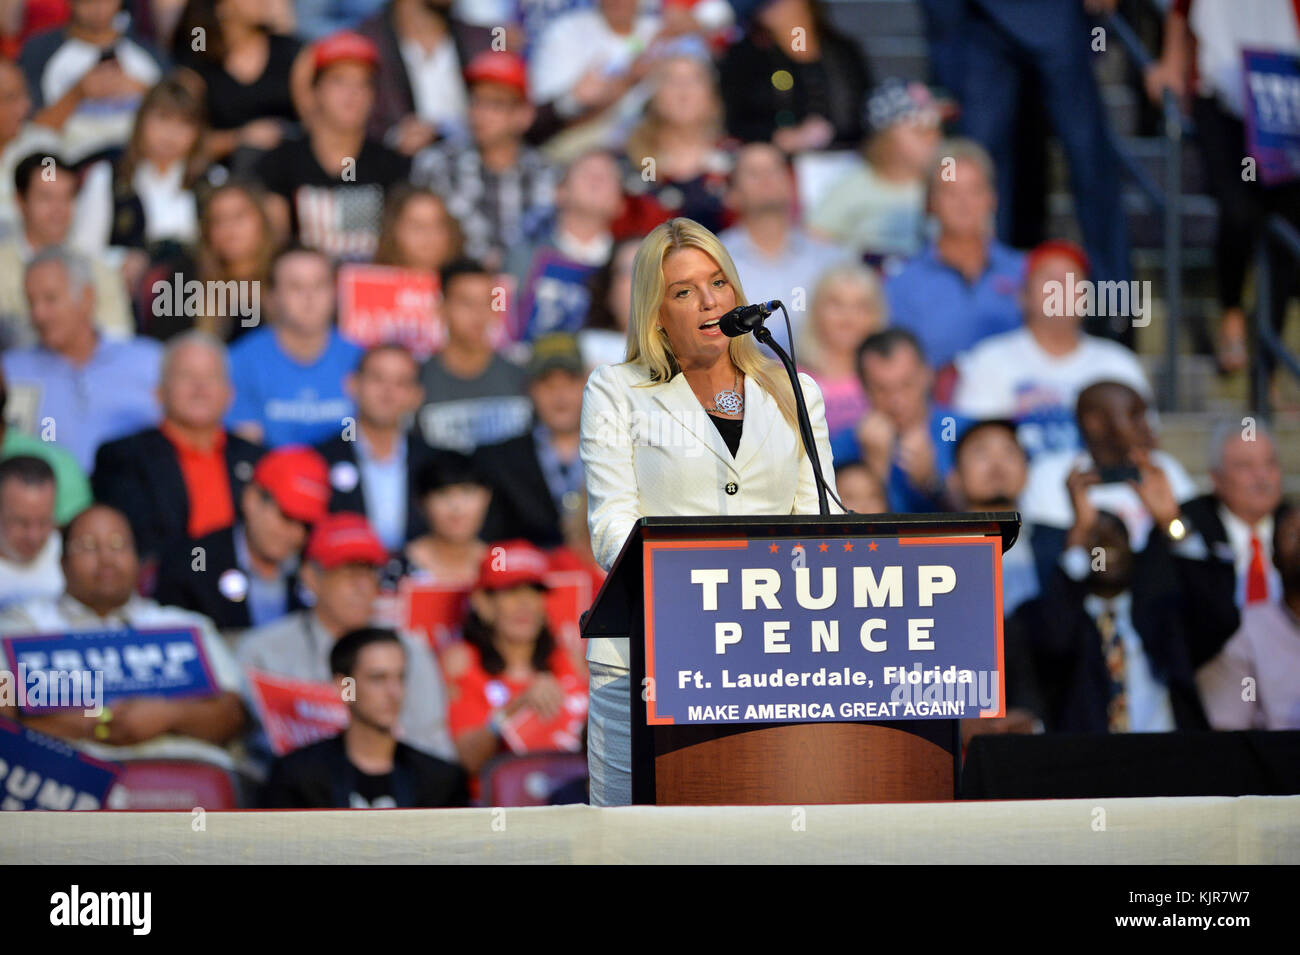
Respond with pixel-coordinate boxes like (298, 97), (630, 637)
(449, 540), (587, 787)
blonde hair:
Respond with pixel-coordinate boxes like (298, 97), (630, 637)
(624, 53), (723, 170)
(624, 217), (800, 434)
(797, 262), (889, 372)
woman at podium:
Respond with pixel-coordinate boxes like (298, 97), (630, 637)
(578, 217), (842, 805)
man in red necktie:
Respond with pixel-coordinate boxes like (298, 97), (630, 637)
(1182, 419), (1285, 608)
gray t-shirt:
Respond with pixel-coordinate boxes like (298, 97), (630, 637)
(417, 353), (532, 453)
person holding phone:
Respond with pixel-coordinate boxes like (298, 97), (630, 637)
(1021, 380), (1197, 553)
(20, 0), (163, 162)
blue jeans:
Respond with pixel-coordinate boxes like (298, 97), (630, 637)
(587, 662), (631, 806)
(959, 0), (1132, 295)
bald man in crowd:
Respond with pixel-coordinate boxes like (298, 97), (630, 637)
(93, 331), (265, 566)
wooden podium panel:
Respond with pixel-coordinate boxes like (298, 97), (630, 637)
(653, 721), (956, 805)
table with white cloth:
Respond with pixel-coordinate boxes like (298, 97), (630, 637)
(2, 797), (1296, 864)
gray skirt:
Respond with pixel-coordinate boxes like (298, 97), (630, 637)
(586, 661), (632, 806)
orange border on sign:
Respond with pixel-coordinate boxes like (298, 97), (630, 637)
(898, 535), (1006, 718)
(643, 538), (749, 725)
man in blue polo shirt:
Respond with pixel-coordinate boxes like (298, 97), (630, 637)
(885, 139), (1025, 370)
(1, 247), (160, 472)
(854, 328), (970, 513)
(227, 245), (363, 448)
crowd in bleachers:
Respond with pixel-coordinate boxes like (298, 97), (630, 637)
(0, 0), (1297, 809)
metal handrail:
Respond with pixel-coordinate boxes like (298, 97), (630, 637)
(1252, 216), (1300, 417)
(1103, 13), (1185, 412)
(1108, 10), (1300, 416)
(1105, 10), (1154, 71)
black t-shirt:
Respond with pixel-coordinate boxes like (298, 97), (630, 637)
(255, 136), (411, 260)
(176, 34), (303, 131)
(350, 767), (398, 808)
(708, 413), (743, 457)
(261, 734), (470, 809)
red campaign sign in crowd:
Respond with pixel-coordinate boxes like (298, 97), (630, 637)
(499, 676), (589, 754)
(337, 265), (444, 360)
(401, 565), (598, 664)
(246, 669), (350, 757)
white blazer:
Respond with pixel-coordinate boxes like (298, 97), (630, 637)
(579, 360), (842, 669)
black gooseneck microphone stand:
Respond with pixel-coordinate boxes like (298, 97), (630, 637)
(754, 319), (831, 517)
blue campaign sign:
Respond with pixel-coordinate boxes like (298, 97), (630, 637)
(516, 249), (596, 342)
(643, 536), (1004, 725)
(1243, 49), (1300, 186)
(2, 627), (219, 715)
(0, 718), (120, 810)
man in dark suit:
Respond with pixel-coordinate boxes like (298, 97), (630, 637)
(1011, 455), (1228, 733)
(154, 447), (331, 632)
(316, 343), (434, 552)
(1179, 419), (1287, 665)
(92, 332), (264, 568)
(476, 332), (586, 547)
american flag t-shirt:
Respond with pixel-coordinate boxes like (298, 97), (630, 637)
(294, 183), (387, 262)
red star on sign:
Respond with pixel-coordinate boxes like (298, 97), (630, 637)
(868, 541), (878, 551)
(769, 543), (779, 553)
(843, 542), (854, 552)
(818, 542), (829, 552)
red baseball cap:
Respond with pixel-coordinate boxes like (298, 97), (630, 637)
(252, 447), (331, 525)
(313, 31), (380, 78)
(305, 513), (388, 569)
(464, 51), (528, 99)
(1025, 239), (1091, 280)
(476, 539), (551, 591)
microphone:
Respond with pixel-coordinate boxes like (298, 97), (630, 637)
(718, 301), (781, 337)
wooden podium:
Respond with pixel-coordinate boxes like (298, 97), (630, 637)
(580, 512), (1019, 805)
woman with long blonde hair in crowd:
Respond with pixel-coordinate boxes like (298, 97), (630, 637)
(797, 262), (889, 464)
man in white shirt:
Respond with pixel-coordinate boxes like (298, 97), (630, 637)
(1021, 380), (1196, 550)
(1197, 504), (1300, 730)
(0, 455), (63, 609)
(0, 504), (247, 768)
(953, 239), (1150, 458)
(18, 0), (163, 163)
